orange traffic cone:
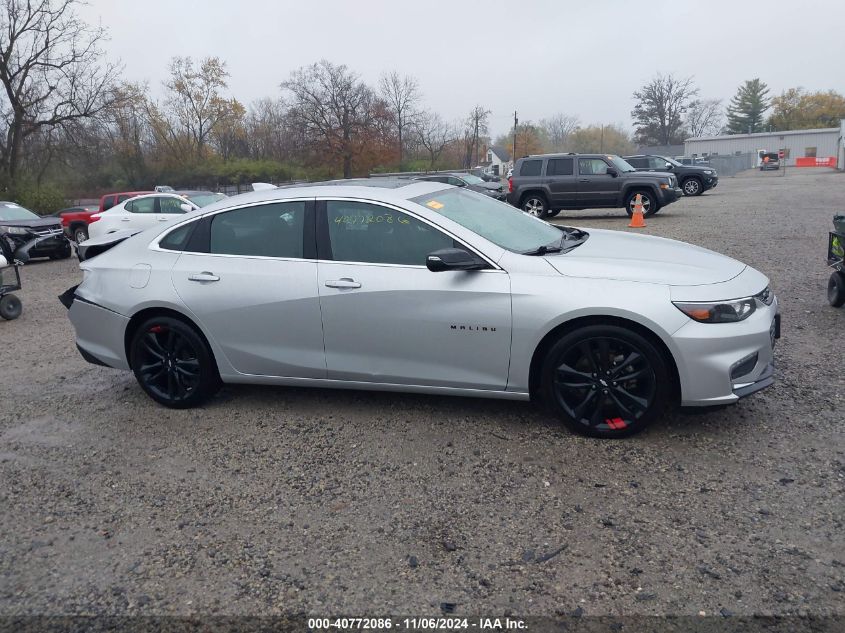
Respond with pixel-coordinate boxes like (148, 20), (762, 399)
(628, 194), (646, 228)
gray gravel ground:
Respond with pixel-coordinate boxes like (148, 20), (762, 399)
(0, 168), (843, 620)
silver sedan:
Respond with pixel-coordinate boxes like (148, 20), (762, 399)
(62, 180), (779, 438)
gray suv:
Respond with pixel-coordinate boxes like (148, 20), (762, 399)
(507, 153), (682, 218)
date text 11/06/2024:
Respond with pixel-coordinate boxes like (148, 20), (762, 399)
(307, 617), (527, 630)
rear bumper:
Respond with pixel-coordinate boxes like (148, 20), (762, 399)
(63, 286), (130, 370)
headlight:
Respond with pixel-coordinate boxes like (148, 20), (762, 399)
(704, 170), (713, 175)
(673, 298), (756, 323)
(2, 226), (29, 235)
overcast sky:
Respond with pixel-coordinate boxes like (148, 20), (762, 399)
(79, 0), (845, 138)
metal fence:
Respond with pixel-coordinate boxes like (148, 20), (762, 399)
(701, 152), (757, 177)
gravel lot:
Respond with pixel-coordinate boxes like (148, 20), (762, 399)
(1, 168), (843, 621)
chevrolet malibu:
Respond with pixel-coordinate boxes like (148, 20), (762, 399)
(62, 180), (780, 438)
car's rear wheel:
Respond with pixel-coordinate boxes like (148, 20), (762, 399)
(0, 294), (22, 320)
(682, 178), (702, 196)
(73, 226), (89, 243)
(624, 190), (658, 217)
(130, 316), (220, 408)
(521, 194), (549, 218)
(828, 271), (845, 308)
(540, 325), (672, 438)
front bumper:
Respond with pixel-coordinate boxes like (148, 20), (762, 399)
(5, 230), (71, 258)
(704, 175), (718, 190)
(672, 299), (780, 407)
(659, 186), (683, 205)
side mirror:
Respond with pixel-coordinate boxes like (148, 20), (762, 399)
(179, 203), (193, 213)
(606, 167), (618, 177)
(665, 163), (673, 170)
(426, 248), (487, 272)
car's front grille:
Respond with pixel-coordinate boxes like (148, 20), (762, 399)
(33, 227), (64, 237)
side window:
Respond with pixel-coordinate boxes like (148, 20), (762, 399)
(647, 157), (665, 170)
(626, 158), (646, 169)
(159, 197), (187, 214)
(159, 221), (197, 251)
(546, 158), (573, 176)
(448, 177), (465, 187)
(210, 201), (306, 258)
(126, 198), (156, 214)
(102, 196), (116, 211)
(578, 158), (610, 175)
(520, 160), (542, 177)
(117, 195), (131, 203)
(325, 201), (455, 266)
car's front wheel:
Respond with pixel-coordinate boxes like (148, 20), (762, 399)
(130, 316), (221, 408)
(624, 191), (658, 217)
(682, 178), (703, 196)
(521, 194), (549, 218)
(540, 325), (672, 438)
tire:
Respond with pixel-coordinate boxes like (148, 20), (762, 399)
(624, 190), (658, 217)
(521, 194), (549, 218)
(681, 178), (703, 196)
(828, 271), (845, 308)
(129, 316), (221, 408)
(73, 226), (88, 243)
(547, 209), (561, 218)
(50, 245), (72, 260)
(0, 294), (23, 320)
(540, 324), (672, 438)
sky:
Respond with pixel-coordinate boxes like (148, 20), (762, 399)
(78, 0), (845, 138)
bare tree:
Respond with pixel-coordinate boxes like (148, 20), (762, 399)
(0, 0), (119, 191)
(283, 60), (376, 178)
(163, 56), (231, 157)
(416, 112), (455, 169)
(379, 71), (420, 167)
(539, 113), (580, 152)
(685, 98), (723, 138)
(244, 98), (289, 161)
(631, 73), (699, 146)
(465, 105), (490, 168)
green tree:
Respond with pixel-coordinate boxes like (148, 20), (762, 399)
(726, 79), (770, 134)
(768, 88), (845, 130)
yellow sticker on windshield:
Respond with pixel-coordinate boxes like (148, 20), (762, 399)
(426, 200), (444, 210)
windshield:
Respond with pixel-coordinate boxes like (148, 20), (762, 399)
(660, 156), (683, 167)
(410, 188), (585, 253)
(608, 156), (636, 173)
(183, 193), (227, 207)
(0, 202), (39, 221)
(460, 174), (485, 185)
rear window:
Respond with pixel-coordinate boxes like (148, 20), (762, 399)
(159, 222), (197, 251)
(520, 160), (542, 177)
(546, 158), (573, 176)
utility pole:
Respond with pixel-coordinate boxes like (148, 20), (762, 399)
(512, 110), (518, 163)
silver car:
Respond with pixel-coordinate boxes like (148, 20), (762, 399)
(62, 180), (780, 438)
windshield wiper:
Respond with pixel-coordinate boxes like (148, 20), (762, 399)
(522, 242), (564, 256)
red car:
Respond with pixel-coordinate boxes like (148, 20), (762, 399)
(59, 191), (152, 243)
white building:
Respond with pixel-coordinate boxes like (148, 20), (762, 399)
(685, 124), (843, 168)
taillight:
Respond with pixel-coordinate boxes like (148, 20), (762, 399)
(89, 214), (101, 223)
(508, 177), (513, 193)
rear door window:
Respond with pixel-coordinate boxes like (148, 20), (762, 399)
(210, 201), (306, 258)
(159, 196), (188, 214)
(519, 160), (542, 177)
(546, 158), (574, 176)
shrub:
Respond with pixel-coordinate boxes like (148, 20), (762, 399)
(14, 183), (67, 215)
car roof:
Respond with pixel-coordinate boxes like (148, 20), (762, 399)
(188, 180), (451, 216)
(175, 190), (225, 196)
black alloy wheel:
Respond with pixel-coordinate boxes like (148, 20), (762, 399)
(130, 316), (220, 408)
(541, 325), (671, 438)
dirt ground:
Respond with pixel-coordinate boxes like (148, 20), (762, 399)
(0, 168), (843, 622)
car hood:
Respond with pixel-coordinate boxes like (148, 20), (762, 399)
(544, 228), (745, 286)
(0, 217), (61, 230)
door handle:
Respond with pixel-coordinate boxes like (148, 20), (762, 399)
(188, 272), (220, 282)
(578, 179), (590, 182)
(325, 278), (361, 289)
(120, 217), (131, 221)
(158, 217), (169, 221)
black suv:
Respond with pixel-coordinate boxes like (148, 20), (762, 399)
(624, 155), (718, 196)
(507, 153), (682, 218)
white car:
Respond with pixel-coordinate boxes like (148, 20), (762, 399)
(88, 191), (226, 239)
(64, 180), (780, 438)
